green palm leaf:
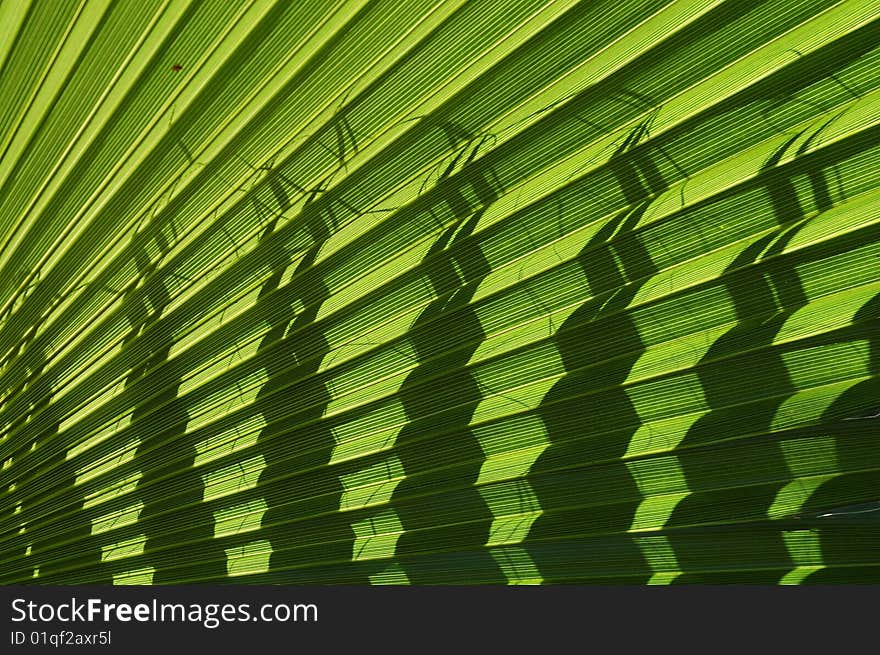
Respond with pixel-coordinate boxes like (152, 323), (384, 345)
(0, 0), (878, 584)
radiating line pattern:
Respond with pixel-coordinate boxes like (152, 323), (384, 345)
(0, 0), (879, 584)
